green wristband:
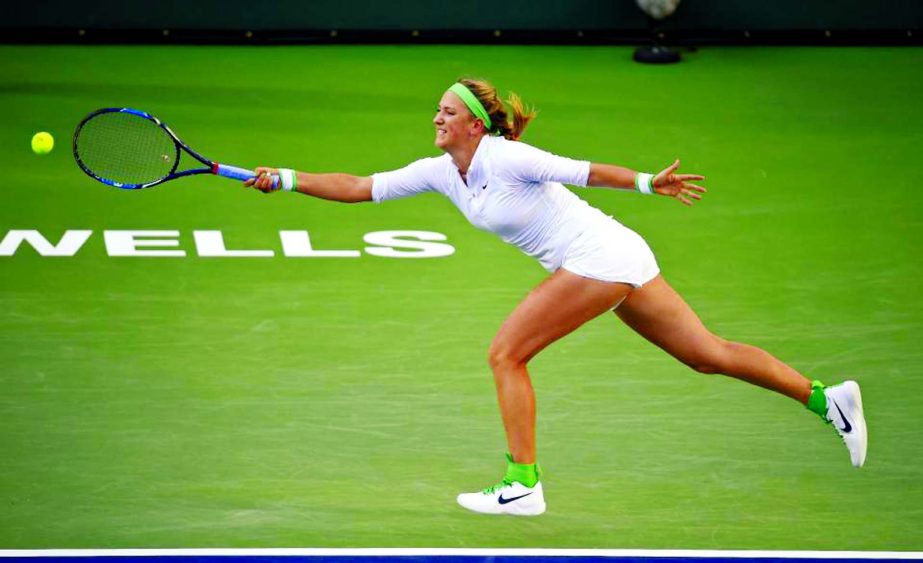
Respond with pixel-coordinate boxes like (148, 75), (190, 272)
(279, 169), (296, 192)
(635, 172), (654, 195)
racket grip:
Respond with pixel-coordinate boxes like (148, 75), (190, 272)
(215, 164), (279, 189)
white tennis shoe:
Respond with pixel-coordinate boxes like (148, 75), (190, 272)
(457, 480), (546, 516)
(824, 380), (868, 467)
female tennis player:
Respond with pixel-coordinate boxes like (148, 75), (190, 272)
(245, 78), (867, 516)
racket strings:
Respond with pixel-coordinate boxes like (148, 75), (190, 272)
(75, 112), (178, 185)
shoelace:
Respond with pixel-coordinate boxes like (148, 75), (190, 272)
(482, 478), (513, 495)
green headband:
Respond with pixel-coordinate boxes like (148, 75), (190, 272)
(448, 83), (492, 131)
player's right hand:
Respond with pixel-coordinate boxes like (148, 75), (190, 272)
(245, 167), (279, 193)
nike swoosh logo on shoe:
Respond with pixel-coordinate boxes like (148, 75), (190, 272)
(498, 492), (533, 505)
(833, 400), (853, 433)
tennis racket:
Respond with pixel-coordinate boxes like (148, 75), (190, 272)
(73, 107), (278, 190)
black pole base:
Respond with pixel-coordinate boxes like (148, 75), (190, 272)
(633, 45), (681, 64)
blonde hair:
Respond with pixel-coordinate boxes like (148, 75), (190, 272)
(458, 78), (536, 141)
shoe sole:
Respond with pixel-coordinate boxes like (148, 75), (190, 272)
(457, 495), (546, 516)
(844, 380), (868, 467)
(457, 503), (546, 516)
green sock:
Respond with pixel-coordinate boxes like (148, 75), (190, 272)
(504, 453), (541, 487)
(806, 380), (828, 418)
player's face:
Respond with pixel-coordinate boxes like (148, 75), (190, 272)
(433, 91), (477, 150)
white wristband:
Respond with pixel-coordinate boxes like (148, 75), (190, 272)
(279, 168), (296, 192)
(635, 172), (654, 195)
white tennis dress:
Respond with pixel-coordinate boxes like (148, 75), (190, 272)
(371, 135), (659, 287)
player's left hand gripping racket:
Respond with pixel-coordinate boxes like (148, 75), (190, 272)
(73, 107), (278, 190)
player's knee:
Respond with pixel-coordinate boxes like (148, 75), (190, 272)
(683, 338), (730, 375)
(488, 340), (525, 371)
(487, 343), (510, 370)
(687, 358), (720, 374)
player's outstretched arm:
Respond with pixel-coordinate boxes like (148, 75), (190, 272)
(245, 167), (373, 203)
(587, 159), (706, 206)
(586, 163), (637, 190)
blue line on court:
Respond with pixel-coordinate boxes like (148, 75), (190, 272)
(3, 556), (923, 563)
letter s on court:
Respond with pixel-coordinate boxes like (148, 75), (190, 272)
(363, 231), (455, 259)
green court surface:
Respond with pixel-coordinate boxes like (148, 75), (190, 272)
(1, 45), (921, 549)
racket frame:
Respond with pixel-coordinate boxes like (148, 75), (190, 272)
(73, 107), (274, 190)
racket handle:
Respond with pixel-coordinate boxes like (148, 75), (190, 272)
(215, 164), (279, 189)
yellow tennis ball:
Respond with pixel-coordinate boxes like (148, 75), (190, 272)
(31, 132), (54, 155)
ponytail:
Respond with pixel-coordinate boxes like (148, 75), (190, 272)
(503, 91), (536, 141)
(458, 78), (537, 141)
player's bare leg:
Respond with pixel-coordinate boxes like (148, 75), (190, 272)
(613, 274), (811, 401)
(614, 274), (866, 466)
(490, 269), (633, 463)
(457, 269), (632, 515)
